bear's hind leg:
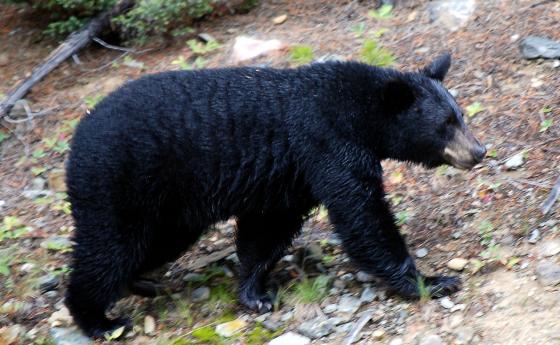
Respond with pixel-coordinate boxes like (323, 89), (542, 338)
(235, 211), (305, 313)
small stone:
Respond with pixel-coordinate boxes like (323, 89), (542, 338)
(0, 53), (8, 66)
(215, 319), (247, 337)
(48, 306), (73, 327)
(419, 334), (446, 345)
(254, 313), (270, 323)
(455, 328), (474, 344)
(263, 319), (283, 331)
(20, 263), (36, 273)
(539, 240), (560, 257)
(191, 286), (210, 302)
(440, 297), (455, 309)
(298, 317), (335, 339)
(280, 311), (293, 322)
(520, 36), (560, 59)
(335, 322), (353, 334)
(327, 234), (342, 246)
(447, 258), (468, 271)
(340, 273), (354, 281)
(144, 315), (155, 335)
(428, 0), (476, 31)
(268, 332), (310, 345)
(324, 304), (338, 314)
(528, 229), (541, 244)
(360, 287), (377, 303)
(338, 295), (362, 314)
(183, 273), (205, 282)
(50, 327), (92, 345)
(504, 152), (524, 170)
(536, 260), (560, 286)
(372, 329), (386, 340)
(272, 14), (288, 25)
(389, 338), (404, 345)
(415, 248), (429, 258)
(197, 33), (216, 43)
(38, 274), (60, 293)
(356, 271), (374, 282)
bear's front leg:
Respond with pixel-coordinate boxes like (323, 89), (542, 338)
(235, 210), (306, 313)
(315, 166), (461, 299)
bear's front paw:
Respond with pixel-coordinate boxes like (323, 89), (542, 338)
(423, 275), (462, 298)
(86, 316), (133, 339)
(239, 290), (274, 313)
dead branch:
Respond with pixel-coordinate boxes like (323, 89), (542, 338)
(542, 175), (560, 215)
(0, 0), (135, 118)
(341, 309), (374, 345)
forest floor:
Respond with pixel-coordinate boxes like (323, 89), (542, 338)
(1, 1), (560, 344)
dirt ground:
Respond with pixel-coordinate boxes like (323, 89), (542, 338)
(1, 1), (560, 344)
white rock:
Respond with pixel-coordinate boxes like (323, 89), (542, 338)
(440, 297), (455, 309)
(419, 334), (446, 345)
(268, 332), (310, 345)
(144, 315), (155, 335)
(372, 329), (386, 340)
(505, 152), (524, 170)
(539, 240), (560, 257)
(428, 0), (476, 31)
(360, 287), (377, 303)
(356, 271), (374, 282)
(338, 295), (362, 314)
(415, 248), (429, 258)
(232, 36), (284, 63)
(215, 319), (247, 337)
(447, 258), (468, 271)
(389, 338), (404, 345)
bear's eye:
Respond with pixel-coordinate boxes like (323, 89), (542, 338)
(446, 115), (456, 125)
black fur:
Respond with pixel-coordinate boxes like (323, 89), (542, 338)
(66, 57), (468, 337)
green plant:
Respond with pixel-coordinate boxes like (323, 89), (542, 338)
(351, 22), (366, 38)
(415, 276), (431, 303)
(290, 45), (314, 66)
(1, 216), (32, 241)
(395, 211), (409, 226)
(246, 324), (282, 345)
(466, 102), (484, 117)
(360, 39), (395, 67)
(292, 275), (330, 303)
(540, 118), (553, 132)
(368, 4), (393, 20)
(187, 39), (221, 55)
(84, 94), (104, 108)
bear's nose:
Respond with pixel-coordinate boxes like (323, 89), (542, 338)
(472, 144), (487, 163)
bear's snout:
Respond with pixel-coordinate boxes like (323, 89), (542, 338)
(443, 128), (485, 170)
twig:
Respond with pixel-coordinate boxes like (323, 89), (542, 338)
(542, 175), (560, 215)
(92, 37), (136, 53)
(341, 309), (374, 345)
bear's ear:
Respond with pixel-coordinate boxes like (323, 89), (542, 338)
(380, 78), (415, 114)
(421, 53), (451, 81)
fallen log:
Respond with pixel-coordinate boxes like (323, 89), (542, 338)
(0, 0), (135, 118)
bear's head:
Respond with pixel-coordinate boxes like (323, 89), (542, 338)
(377, 53), (486, 170)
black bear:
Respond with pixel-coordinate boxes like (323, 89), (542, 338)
(65, 53), (486, 337)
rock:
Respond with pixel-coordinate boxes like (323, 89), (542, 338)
(22, 177), (49, 199)
(38, 274), (60, 293)
(536, 260), (560, 286)
(455, 328), (474, 344)
(232, 36), (284, 63)
(50, 327), (92, 345)
(439, 297), (455, 309)
(504, 152), (524, 170)
(419, 334), (446, 345)
(314, 54), (345, 63)
(197, 33), (215, 43)
(324, 303), (338, 314)
(356, 271), (374, 282)
(191, 286), (210, 302)
(338, 295), (362, 314)
(520, 36), (560, 59)
(183, 273), (205, 282)
(327, 233), (342, 246)
(215, 318), (247, 337)
(0, 53), (9, 66)
(528, 229), (541, 244)
(428, 0), (476, 31)
(389, 338), (404, 345)
(360, 286), (377, 303)
(0, 324), (24, 344)
(268, 332), (310, 345)
(447, 258), (468, 271)
(144, 315), (156, 335)
(415, 248), (429, 258)
(340, 273), (355, 281)
(272, 14), (288, 25)
(48, 307), (73, 327)
(263, 319), (283, 331)
(297, 317), (335, 339)
(539, 240), (560, 257)
(372, 329), (386, 340)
